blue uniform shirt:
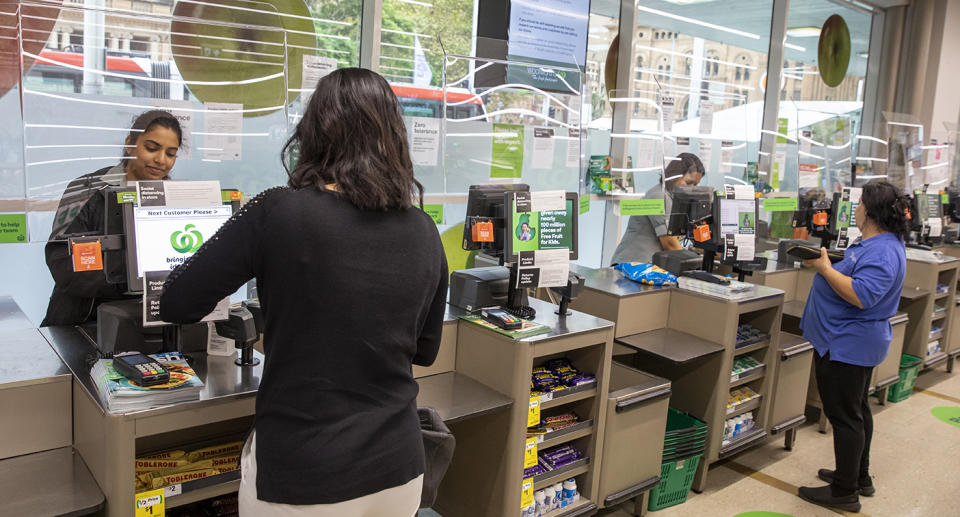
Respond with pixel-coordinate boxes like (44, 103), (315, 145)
(800, 232), (906, 367)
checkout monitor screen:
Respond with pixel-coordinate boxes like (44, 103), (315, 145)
(505, 192), (578, 261)
(131, 205), (233, 282)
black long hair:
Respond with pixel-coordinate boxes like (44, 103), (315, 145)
(125, 109), (183, 156)
(282, 68), (423, 211)
(860, 180), (910, 241)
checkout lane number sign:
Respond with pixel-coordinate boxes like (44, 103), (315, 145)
(135, 488), (164, 516)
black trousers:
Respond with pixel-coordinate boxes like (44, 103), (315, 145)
(814, 351), (874, 492)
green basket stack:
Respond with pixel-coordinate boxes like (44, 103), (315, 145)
(649, 408), (708, 511)
(887, 354), (922, 403)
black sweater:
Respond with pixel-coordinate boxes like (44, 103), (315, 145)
(159, 186), (448, 504)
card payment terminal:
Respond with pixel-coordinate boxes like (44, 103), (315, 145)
(112, 351), (170, 386)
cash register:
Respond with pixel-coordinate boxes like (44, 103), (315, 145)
(451, 184), (584, 322)
(65, 183), (260, 366)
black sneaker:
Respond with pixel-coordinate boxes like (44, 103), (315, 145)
(817, 468), (876, 496)
(798, 485), (861, 513)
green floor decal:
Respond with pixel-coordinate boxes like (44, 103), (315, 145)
(931, 406), (960, 428)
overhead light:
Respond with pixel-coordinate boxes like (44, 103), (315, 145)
(858, 52), (869, 59)
(635, 6), (761, 40)
(786, 26), (821, 38)
(784, 42), (806, 52)
(663, 0), (719, 4)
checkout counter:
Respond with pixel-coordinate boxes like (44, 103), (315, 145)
(560, 264), (795, 495)
(8, 290), (661, 517)
(0, 297), (104, 517)
(751, 252), (914, 431)
(33, 303), (524, 517)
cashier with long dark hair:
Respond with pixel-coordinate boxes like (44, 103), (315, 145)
(798, 181), (908, 513)
(159, 68), (447, 516)
(41, 109), (182, 326)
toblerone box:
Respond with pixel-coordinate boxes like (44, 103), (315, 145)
(135, 458), (189, 470)
(152, 469), (220, 489)
(139, 450), (186, 461)
(187, 442), (242, 462)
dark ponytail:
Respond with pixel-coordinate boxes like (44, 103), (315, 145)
(860, 180), (910, 241)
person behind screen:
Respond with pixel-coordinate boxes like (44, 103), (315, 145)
(40, 110), (182, 327)
(158, 68), (447, 516)
(797, 181), (908, 513)
(610, 152), (705, 265)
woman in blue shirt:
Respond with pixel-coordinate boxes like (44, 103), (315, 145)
(798, 181), (909, 513)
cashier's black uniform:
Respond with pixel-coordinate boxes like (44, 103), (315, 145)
(41, 165), (135, 326)
(159, 186), (448, 504)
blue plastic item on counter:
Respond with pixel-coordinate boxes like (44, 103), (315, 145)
(614, 262), (678, 286)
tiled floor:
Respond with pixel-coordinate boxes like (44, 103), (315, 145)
(596, 365), (960, 517)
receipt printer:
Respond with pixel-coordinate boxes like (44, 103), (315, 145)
(449, 266), (510, 312)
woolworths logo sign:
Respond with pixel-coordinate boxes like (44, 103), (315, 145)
(170, 224), (204, 253)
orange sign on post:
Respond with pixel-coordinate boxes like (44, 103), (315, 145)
(71, 239), (103, 272)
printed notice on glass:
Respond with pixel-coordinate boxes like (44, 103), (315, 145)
(637, 139), (657, 169)
(565, 129), (580, 167)
(301, 55), (338, 103)
(928, 217), (943, 238)
(203, 102), (243, 161)
(516, 249), (569, 288)
(409, 117), (440, 166)
(699, 99), (714, 135)
(675, 136), (690, 158)
(799, 163), (820, 189)
(699, 141), (712, 172)
(531, 128), (556, 169)
(801, 130), (813, 155)
(720, 141), (734, 173)
(661, 95), (675, 133)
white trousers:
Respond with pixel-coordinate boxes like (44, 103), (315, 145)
(238, 430), (424, 517)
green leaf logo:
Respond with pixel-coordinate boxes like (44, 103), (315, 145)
(170, 224), (203, 253)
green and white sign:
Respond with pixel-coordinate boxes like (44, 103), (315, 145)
(423, 204), (444, 225)
(777, 118), (789, 144)
(620, 199), (665, 216)
(0, 213), (27, 243)
(579, 196), (590, 215)
(490, 123), (525, 179)
(763, 197), (799, 212)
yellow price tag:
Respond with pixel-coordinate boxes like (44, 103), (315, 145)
(521, 477), (534, 509)
(527, 397), (540, 428)
(135, 488), (164, 517)
(524, 437), (538, 469)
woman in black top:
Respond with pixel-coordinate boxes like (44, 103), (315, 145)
(159, 68), (447, 516)
(41, 110), (182, 326)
